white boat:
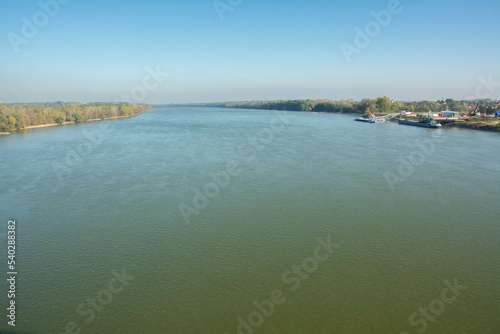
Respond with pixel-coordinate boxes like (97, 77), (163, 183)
(355, 117), (375, 123)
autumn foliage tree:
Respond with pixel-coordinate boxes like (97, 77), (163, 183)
(0, 102), (152, 132)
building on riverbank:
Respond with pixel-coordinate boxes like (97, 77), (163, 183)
(441, 111), (459, 117)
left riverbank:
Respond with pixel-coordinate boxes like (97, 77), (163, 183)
(0, 103), (153, 136)
(3, 113), (147, 136)
(20, 114), (143, 131)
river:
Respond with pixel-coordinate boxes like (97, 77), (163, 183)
(0, 107), (499, 333)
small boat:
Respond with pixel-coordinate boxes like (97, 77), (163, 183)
(428, 120), (442, 128)
(355, 117), (375, 123)
(398, 119), (442, 128)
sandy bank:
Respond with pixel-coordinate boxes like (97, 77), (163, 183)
(13, 114), (142, 133)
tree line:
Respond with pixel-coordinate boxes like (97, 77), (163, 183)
(0, 102), (152, 132)
(167, 98), (499, 116)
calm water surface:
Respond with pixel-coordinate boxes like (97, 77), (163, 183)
(0, 107), (499, 333)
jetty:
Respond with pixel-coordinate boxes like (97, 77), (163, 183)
(355, 113), (399, 123)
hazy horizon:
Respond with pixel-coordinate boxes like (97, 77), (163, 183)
(1, 0), (499, 103)
(2, 96), (499, 105)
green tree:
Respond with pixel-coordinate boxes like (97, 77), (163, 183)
(71, 112), (88, 123)
(376, 96), (392, 114)
(55, 114), (65, 124)
(391, 101), (403, 112)
(360, 99), (376, 114)
(118, 105), (133, 116)
(22, 114), (30, 127)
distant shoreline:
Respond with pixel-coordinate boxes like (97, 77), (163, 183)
(165, 105), (500, 133)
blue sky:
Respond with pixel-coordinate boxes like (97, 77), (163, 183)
(0, 0), (499, 103)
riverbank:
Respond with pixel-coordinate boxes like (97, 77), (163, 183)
(167, 103), (500, 134)
(387, 116), (500, 132)
(444, 120), (500, 132)
(5, 113), (145, 135)
(423, 117), (500, 132)
(0, 102), (152, 135)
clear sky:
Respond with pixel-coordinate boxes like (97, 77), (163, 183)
(0, 0), (499, 103)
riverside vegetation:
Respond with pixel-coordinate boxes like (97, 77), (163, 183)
(0, 102), (152, 133)
(2, 98), (498, 134)
(166, 97), (500, 131)
(166, 97), (499, 116)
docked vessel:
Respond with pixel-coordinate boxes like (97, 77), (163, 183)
(355, 113), (399, 123)
(355, 117), (375, 123)
(398, 119), (442, 128)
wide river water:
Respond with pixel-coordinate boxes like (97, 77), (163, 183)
(0, 107), (499, 333)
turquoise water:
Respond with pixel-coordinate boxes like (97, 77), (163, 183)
(0, 107), (499, 333)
